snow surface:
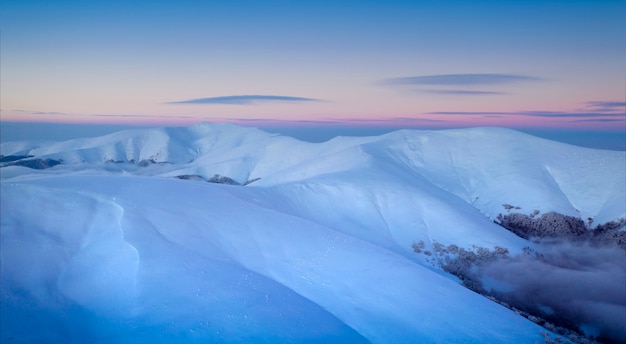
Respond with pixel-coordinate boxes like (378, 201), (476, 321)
(1, 123), (624, 343)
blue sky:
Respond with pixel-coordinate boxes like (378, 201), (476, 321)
(1, 0), (625, 136)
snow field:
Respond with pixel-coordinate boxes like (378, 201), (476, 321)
(2, 123), (624, 342)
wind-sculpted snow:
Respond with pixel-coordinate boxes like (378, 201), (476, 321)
(1, 123), (625, 343)
(2, 176), (546, 343)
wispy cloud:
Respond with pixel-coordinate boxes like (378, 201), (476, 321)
(381, 73), (543, 86)
(422, 90), (507, 96)
(380, 73), (542, 97)
(585, 101), (626, 108)
(14, 109), (66, 116)
(572, 118), (624, 123)
(583, 101), (626, 113)
(344, 117), (446, 123)
(543, 101), (625, 125)
(427, 111), (512, 116)
(521, 111), (625, 118)
(166, 95), (323, 105)
(427, 110), (625, 118)
(90, 114), (197, 119)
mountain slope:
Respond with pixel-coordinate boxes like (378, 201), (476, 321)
(1, 123), (624, 343)
(3, 123), (622, 225)
(1, 175), (545, 343)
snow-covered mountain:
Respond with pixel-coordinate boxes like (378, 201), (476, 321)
(1, 123), (624, 343)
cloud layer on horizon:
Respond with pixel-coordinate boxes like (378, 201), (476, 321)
(12, 109), (198, 120)
(427, 109), (625, 119)
(166, 95), (322, 105)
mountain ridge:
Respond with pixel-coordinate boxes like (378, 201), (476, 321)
(1, 123), (625, 342)
(3, 123), (621, 226)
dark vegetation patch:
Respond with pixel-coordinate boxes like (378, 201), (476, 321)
(243, 177), (261, 186)
(497, 212), (588, 239)
(174, 174), (208, 182)
(591, 220), (626, 249)
(173, 174), (260, 186)
(207, 174), (240, 185)
(1, 158), (63, 169)
(174, 174), (238, 184)
(137, 159), (162, 167)
(0, 155), (33, 163)
(497, 205), (626, 250)
(105, 158), (170, 166)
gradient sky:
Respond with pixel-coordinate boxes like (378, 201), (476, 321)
(1, 0), (625, 132)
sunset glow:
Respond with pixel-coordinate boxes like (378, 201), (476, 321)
(1, 1), (625, 134)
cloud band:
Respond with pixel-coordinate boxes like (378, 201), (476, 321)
(167, 95), (322, 105)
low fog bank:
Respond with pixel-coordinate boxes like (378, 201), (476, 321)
(481, 240), (626, 343)
(417, 238), (626, 343)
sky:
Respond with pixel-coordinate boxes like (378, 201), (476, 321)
(1, 0), (625, 143)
